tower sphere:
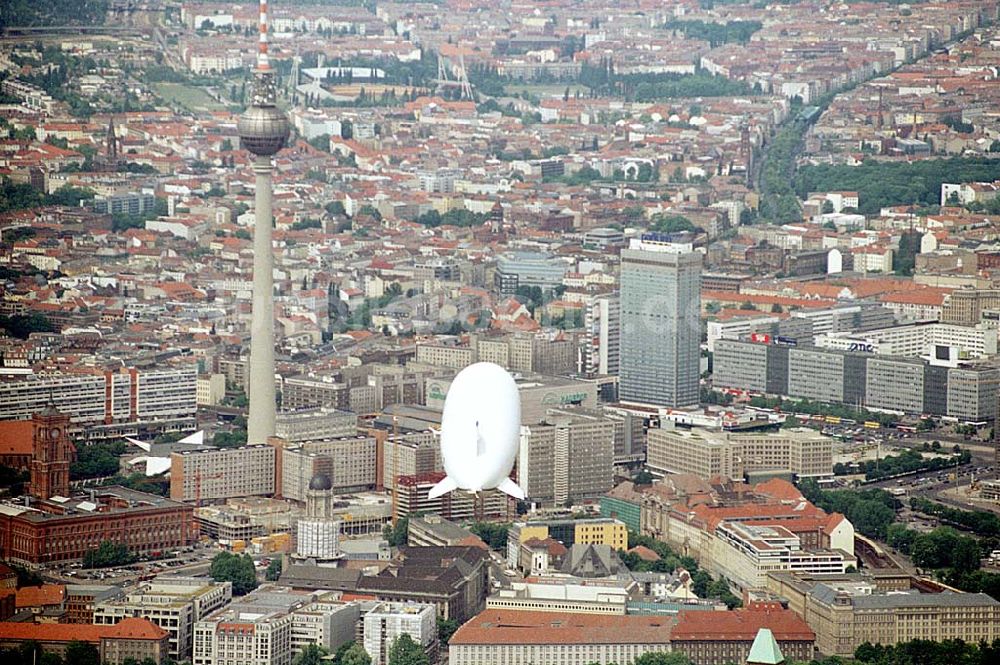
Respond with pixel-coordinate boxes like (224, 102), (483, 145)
(308, 473), (333, 491)
(238, 104), (290, 157)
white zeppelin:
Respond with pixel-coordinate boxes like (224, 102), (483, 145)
(428, 362), (526, 500)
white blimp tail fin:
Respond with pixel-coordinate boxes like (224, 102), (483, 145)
(428, 475), (459, 499)
(497, 477), (526, 500)
(476, 433), (486, 457)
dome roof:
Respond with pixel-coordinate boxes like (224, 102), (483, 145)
(308, 473), (332, 491)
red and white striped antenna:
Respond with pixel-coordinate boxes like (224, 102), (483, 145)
(257, 0), (271, 72)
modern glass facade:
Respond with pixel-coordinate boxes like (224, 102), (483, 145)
(619, 241), (702, 407)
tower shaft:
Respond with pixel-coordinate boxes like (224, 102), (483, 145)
(247, 156), (277, 444)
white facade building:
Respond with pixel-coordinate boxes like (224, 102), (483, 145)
(363, 603), (437, 665)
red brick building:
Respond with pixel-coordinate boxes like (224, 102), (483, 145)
(670, 603), (816, 665)
(0, 487), (194, 567)
(29, 407), (75, 500)
(0, 617), (169, 664)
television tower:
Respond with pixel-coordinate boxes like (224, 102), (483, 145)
(238, 0), (289, 444)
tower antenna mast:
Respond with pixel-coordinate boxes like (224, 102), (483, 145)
(238, 0), (290, 445)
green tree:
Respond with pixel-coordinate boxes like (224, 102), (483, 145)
(293, 644), (330, 665)
(387, 634), (428, 665)
(633, 470), (654, 485)
(265, 558), (283, 581)
(340, 643), (372, 665)
(209, 551), (258, 595)
(82, 541), (136, 569)
(0, 313), (57, 339)
(468, 522), (509, 550)
(437, 617), (459, 645)
(383, 516), (408, 547)
(64, 641), (100, 665)
(633, 652), (693, 665)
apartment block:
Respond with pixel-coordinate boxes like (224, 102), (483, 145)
(274, 407), (358, 443)
(518, 412), (615, 506)
(280, 436), (378, 501)
(0, 366), (197, 426)
(170, 445), (276, 502)
(380, 432), (440, 491)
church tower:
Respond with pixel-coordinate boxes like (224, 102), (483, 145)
(29, 407), (76, 500)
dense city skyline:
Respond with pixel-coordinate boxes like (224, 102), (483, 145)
(0, 1), (999, 664)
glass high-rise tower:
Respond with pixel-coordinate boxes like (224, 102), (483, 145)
(619, 235), (702, 408)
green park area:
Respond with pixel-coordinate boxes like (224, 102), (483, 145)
(152, 83), (227, 113)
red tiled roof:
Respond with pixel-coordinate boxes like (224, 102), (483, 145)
(103, 617), (168, 640)
(0, 617), (163, 643)
(628, 545), (661, 562)
(4, 584), (65, 608)
(671, 608), (815, 642)
(450, 610), (673, 646)
(0, 420), (34, 457)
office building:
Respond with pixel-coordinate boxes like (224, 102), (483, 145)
(619, 235), (702, 408)
(707, 303), (897, 353)
(449, 610), (673, 665)
(494, 251), (568, 296)
(95, 576), (233, 661)
(288, 597), (359, 657)
(766, 573), (1000, 657)
(469, 332), (578, 377)
(281, 375), (351, 411)
(0, 619), (169, 665)
(0, 487), (194, 567)
(274, 407), (357, 443)
(425, 373), (597, 424)
(814, 322), (997, 359)
(193, 586), (357, 665)
(714, 522), (851, 589)
(170, 445), (276, 502)
(646, 427), (834, 481)
(363, 602), (437, 665)
(518, 411), (615, 506)
(583, 293), (620, 377)
(713, 339), (1000, 421)
(414, 343), (474, 369)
